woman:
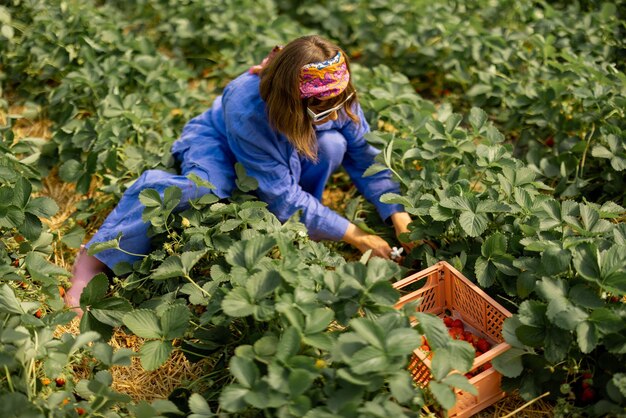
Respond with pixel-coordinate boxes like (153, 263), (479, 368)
(66, 35), (413, 311)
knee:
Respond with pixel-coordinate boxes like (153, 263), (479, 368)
(316, 130), (347, 166)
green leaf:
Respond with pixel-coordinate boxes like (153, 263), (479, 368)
(139, 189), (162, 208)
(475, 257), (497, 287)
(442, 373), (478, 395)
(276, 326), (301, 361)
(226, 236), (276, 270)
(235, 163), (258, 192)
(431, 340), (475, 379)
(219, 385), (249, 412)
(246, 270), (282, 300)
(350, 346), (388, 372)
(161, 304), (190, 340)
(79, 273), (109, 308)
(181, 250), (207, 274)
(541, 247), (571, 275)
(0, 205), (25, 228)
(573, 243), (602, 282)
(123, 310), (162, 339)
(350, 317), (385, 349)
(304, 308), (334, 335)
(414, 312), (449, 350)
(469, 107), (488, 132)
(188, 393), (214, 417)
(90, 297), (132, 326)
(59, 160), (83, 182)
(428, 381), (456, 411)
(0, 284), (24, 314)
(482, 233), (507, 257)
(230, 356), (259, 388)
(140, 340), (173, 371)
(459, 211), (488, 237)
(385, 328), (421, 357)
(288, 369), (316, 397)
(389, 371), (415, 403)
(576, 321), (598, 354)
(26, 197), (59, 218)
(544, 326), (572, 363)
(515, 325), (545, 346)
(61, 225), (86, 248)
(492, 348), (525, 377)
(222, 287), (255, 317)
(152, 256), (184, 280)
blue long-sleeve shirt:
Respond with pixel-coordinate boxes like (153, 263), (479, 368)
(172, 72), (403, 241)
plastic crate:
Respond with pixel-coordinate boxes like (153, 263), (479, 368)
(393, 261), (512, 418)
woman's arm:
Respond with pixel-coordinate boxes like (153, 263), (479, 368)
(342, 223), (392, 259)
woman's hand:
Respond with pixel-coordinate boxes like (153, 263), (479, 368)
(390, 212), (415, 252)
(390, 212), (438, 251)
(342, 223), (392, 259)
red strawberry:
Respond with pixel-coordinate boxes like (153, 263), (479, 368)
(451, 319), (464, 330)
(476, 338), (491, 353)
(545, 136), (555, 147)
(443, 316), (453, 327)
(475, 350), (484, 358)
(449, 327), (463, 339)
(34, 309), (42, 318)
(463, 331), (473, 342)
(76, 407), (86, 415)
(420, 344), (430, 352)
(483, 362), (492, 370)
(581, 388), (596, 403)
(55, 377), (65, 387)
(582, 372), (593, 380)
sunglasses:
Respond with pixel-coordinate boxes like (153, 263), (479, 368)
(306, 92), (355, 122)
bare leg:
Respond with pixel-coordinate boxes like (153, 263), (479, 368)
(65, 246), (107, 317)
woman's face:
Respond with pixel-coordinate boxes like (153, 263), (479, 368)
(308, 96), (340, 125)
(306, 91), (354, 125)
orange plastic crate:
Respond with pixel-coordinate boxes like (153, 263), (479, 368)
(393, 261), (512, 418)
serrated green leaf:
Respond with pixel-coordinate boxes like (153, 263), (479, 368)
(79, 273), (109, 308)
(139, 189), (162, 208)
(389, 371), (415, 403)
(219, 385), (249, 412)
(123, 310), (162, 339)
(429, 381), (456, 410)
(459, 211), (488, 237)
(140, 340), (172, 371)
(161, 304), (191, 340)
(152, 256), (184, 280)
(276, 326), (300, 361)
(226, 236), (276, 270)
(442, 373), (478, 395)
(482, 233), (507, 257)
(0, 284), (24, 314)
(576, 321), (597, 354)
(475, 257), (497, 287)
(469, 107), (488, 132)
(304, 308), (334, 335)
(189, 393), (213, 417)
(222, 287), (255, 317)
(26, 197), (58, 218)
(230, 356), (259, 388)
(492, 348), (525, 377)
(350, 317), (385, 349)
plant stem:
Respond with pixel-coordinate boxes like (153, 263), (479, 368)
(184, 275), (212, 298)
(4, 366), (14, 392)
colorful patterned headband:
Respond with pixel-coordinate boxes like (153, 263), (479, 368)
(299, 52), (350, 99)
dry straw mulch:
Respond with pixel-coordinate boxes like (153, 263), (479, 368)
(56, 318), (212, 403)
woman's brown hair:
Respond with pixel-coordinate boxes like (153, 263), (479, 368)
(259, 35), (359, 161)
